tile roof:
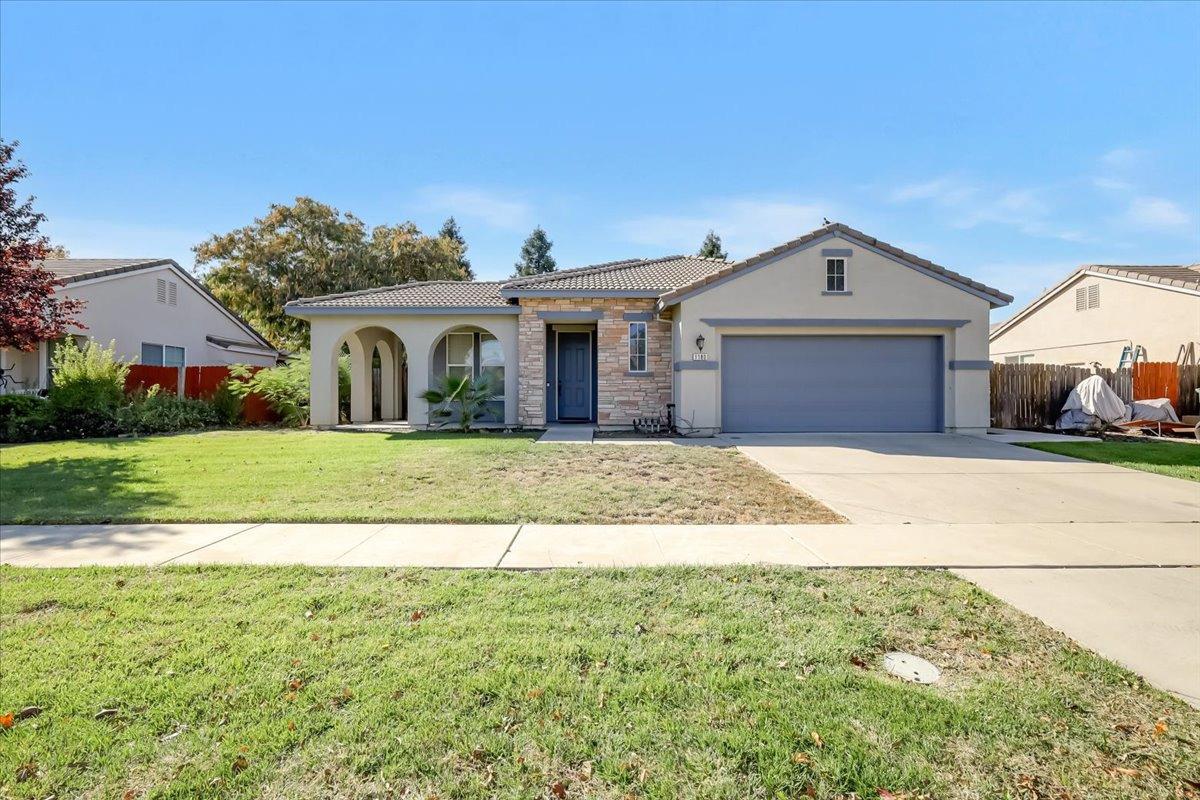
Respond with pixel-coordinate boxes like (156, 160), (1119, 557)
(39, 258), (173, 283)
(287, 280), (511, 309)
(1086, 264), (1200, 290)
(989, 262), (1200, 341)
(502, 255), (728, 294)
(656, 222), (1013, 308)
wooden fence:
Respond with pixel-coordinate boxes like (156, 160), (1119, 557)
(124, 364), (277, 424)
(990, 362), (1198, 429)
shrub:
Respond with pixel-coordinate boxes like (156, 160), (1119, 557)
(117, 387), (220, 434)
(421, 373), (498, 433)
(46, 339), (132, 438)
(228, 353), (347, 427)
(209, 379), (244, 426)
(0, 395), (52, 443)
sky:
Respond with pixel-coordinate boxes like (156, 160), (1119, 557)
(1, 1), (1197, 319)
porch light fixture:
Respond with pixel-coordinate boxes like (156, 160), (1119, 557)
(695, 334), (706, 352)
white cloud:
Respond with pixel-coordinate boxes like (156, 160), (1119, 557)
(615, 199), (828, 259)
(417, 185), (532, 231)
(890, 175), (1086, 243)
(1091, 176), (1132, 191)
(1124, 196), (1192, 231)
(1099, 147), (1146, 170)
(889, 175), (976, 205)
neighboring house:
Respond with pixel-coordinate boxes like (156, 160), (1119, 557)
(990, 264), (1200, 368)
(0, 258), (278, 394)
(285, 222), (1011, 433)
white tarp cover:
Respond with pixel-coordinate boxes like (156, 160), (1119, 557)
(1056, 374), (1181, 430)
(1130, 398), (1181, 423)
(1058, 375), (1130, 429)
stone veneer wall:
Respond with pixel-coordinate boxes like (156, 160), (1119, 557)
(516, 297), (673, 428)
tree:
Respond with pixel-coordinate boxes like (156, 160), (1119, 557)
(195, 197), (469, 349)
(513, 226), (556, 277)
(438, 216), (474, 279)
(0, 140), (85, 351)
(698, 230), (727, 260)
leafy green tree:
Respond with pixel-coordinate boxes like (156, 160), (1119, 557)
(512, 226), (556, 277)
(698, 230), (727, 260)
(195, 198), (469, 349)
(438, 216), (474, 279)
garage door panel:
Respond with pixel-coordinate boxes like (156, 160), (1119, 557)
(721, 335), (942, 432)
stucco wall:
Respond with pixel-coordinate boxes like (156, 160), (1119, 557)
(671, 235), (995, 432)
(516, 297), (672, 427)
(990, 273), (1200, 368)
(59, 266), (276, 368)
(302, 312), (519, 427)
(0, 266), (274, 393)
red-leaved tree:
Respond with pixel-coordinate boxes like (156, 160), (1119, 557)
(0, 139), (85, 351)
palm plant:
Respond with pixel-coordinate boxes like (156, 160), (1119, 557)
(420, 373), (498, 433)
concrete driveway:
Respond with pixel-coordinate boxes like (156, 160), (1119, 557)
(726, 431), (1200, 707)
(727, 432), (1200, 524)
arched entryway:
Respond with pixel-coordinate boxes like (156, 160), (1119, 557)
(332, 326), (407, 424)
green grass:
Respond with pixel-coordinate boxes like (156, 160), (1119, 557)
(1, 567), (1196, 799)
(0, 430), (839, 524)
(1021, 440), (1200, 482)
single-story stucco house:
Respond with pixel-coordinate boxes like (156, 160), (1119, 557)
(285, 222), (1012, 433)
(0, 258), (278, 395)
(990, 263), (1200, 368)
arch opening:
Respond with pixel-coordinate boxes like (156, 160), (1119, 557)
(428, 324), (507, 425)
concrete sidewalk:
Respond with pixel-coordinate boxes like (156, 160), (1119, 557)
(3, 520), (1196, 568)
(4, 520), (1198, 707)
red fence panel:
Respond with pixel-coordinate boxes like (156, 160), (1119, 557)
(182, 364), (278, 424)
(1132, 362), (1179, 408)
(125, 365), (180, 395)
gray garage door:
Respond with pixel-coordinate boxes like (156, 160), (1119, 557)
(721, 335), (943, 432)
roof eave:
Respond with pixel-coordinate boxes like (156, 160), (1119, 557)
(285, 304), (521, 317)
(500, 289), (665, 299)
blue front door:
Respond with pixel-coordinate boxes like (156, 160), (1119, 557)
(557, 332), (591, 420)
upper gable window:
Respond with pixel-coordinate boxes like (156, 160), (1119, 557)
(825, 258), (847, 293)
(1074, 284), (1099, 311)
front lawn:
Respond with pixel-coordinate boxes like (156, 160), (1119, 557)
(0, 430), (839, 524)
(2, 567), (1196, 799)
(1022, 440), (1200, 482)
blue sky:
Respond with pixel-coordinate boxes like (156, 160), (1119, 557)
(2, 1), (1197, 319)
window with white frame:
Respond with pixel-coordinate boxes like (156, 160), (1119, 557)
(1003, 354), (1035, 364)
(628, 321), (647, 372)
(480, 333), (504, 397)
(446, 332), (474, 382)
(141, 343), (185, 367)
(826, 258), (847, 292)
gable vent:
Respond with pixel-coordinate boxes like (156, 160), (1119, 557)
(168, 280), (178, 306)
(1075, 284), (1100, 311)
(156, 277), (167, 303)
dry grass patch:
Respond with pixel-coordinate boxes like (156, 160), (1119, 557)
(0, 429), (839, 524)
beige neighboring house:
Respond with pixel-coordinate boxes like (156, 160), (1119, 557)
(285, 222), (1012, 433)
(990, 264), (1200, 368)
(0, 258), (277, 395)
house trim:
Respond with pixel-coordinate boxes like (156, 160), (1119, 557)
(949, 360), (991, 370)
(286, 305), (522, 317)
(700, 318), (971, 329)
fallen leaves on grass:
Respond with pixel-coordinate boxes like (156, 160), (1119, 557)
(231, 754), (249, 774)
(410, 609), (426, 622)
(95, 707), (120, 720)
(0, 713), (12, 729)
(15, 761), (38, 782)
(810, 731), (824, 748)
